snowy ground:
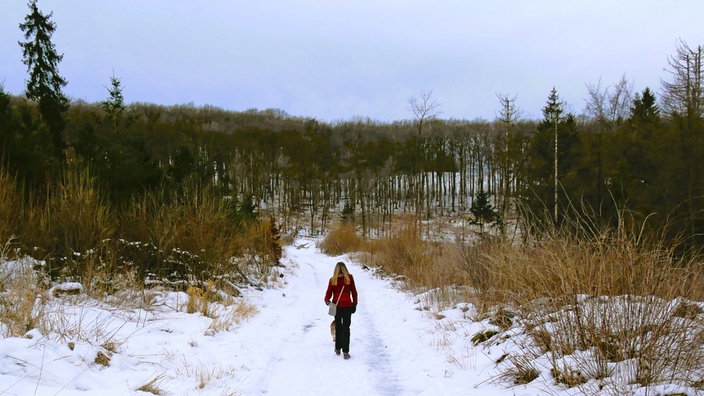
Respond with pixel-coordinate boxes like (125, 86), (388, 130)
(0, 237), (700, 395)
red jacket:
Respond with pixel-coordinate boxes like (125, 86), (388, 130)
(324, 274), (358, 308)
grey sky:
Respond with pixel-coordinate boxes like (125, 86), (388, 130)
(1, 1), (703, 122)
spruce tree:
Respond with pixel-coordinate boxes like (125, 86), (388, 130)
(101, 73), (125, 135)
(524, 88), (579, 225)
(470, 189), (500, 236)
(630, 87), (660, 125)
(19, 0), (69, 156)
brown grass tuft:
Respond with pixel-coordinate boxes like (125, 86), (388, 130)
(317, 222), (363, 255)
(94, 350), (111, 366)
(137, 373), (165, 395)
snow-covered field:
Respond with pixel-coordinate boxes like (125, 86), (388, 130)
(0, 237), (701, 395)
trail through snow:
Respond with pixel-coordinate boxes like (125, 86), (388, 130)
(233, 238), (498, 395)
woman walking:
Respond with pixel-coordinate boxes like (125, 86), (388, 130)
(324, 261), (358, 359)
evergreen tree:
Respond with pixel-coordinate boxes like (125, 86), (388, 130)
(523, 88), (579, 226)
(630, 88), (660, 125)
(101, 73), (125, 135)
(608, 88), (663, 218)
(470, 189), (500, 236)
(19, 0), (68, 157)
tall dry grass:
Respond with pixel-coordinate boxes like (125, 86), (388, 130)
(120, 177), (238, 275)
(319, 219), (470, 291)
(317, 222), (363, 256)
(465, 226), (704, 309)
(3, 164), (279, 298)
(464, 212), (704, 390)
(20, 166), (115, 279)
(0, 167), (21, 247)
(0, 240), (47, 337)
(119, 177), (281, 288)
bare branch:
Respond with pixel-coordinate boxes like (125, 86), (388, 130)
(661, 39), (704, 117)
(585, 75), (633, 127)
(408, 90), (441, 136)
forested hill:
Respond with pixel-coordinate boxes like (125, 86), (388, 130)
(1, 79), (704, 245)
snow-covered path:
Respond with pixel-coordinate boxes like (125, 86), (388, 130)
(233, 239), (452, 395)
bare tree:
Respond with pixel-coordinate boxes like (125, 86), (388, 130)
(406, 90), (441, 230)
(661, 39), (704, 118)
(408, 90), (440, 137)
(585, 75), (633, 203)
(585, 75), (633, 126)
(661, 40), (704, 241)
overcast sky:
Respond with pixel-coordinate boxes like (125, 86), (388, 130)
(1, 1), (703, 122)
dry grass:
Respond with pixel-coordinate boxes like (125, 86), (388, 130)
(498, 353), (541, 385)
(464, 231), (704, 307)
(1, 164), (279, 299)
(175, 357), (239, 393)
(119, 178), (240, 278)
(317, 222), (364, 255)
(26, 166), (115, 277)
(465, 213), (704, 389)
(0, 248), (46, 337)
(0, 167), (21, 245)
(136, 373), (166, 395)
(38, 303), (126, 349)
(187, 286), (208, 315)
(320, 218), (470, 293)
(208, 299), (258, 333)
(119, 178), (280, 283)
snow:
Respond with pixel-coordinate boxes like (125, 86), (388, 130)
(0, 237), (701, 395)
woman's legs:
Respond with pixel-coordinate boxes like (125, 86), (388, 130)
(334, 307), (353, 353)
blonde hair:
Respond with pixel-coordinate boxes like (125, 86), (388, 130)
(331, 261), (350, 286)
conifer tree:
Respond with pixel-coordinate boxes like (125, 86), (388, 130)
(101, 73), (125, 135)
(630, 88), (660, 125)
(524, 88), (579, 226)
(544, 88), (563, 222)
(19, 0), (68, 156)
(470, 189), (500, 236)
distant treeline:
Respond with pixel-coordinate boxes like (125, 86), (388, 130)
(1, 67), (703, 247)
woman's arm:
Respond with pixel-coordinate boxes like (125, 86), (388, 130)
(324, 281), (333, 303)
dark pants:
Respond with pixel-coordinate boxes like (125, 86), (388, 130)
(334, 306), (354, 353)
